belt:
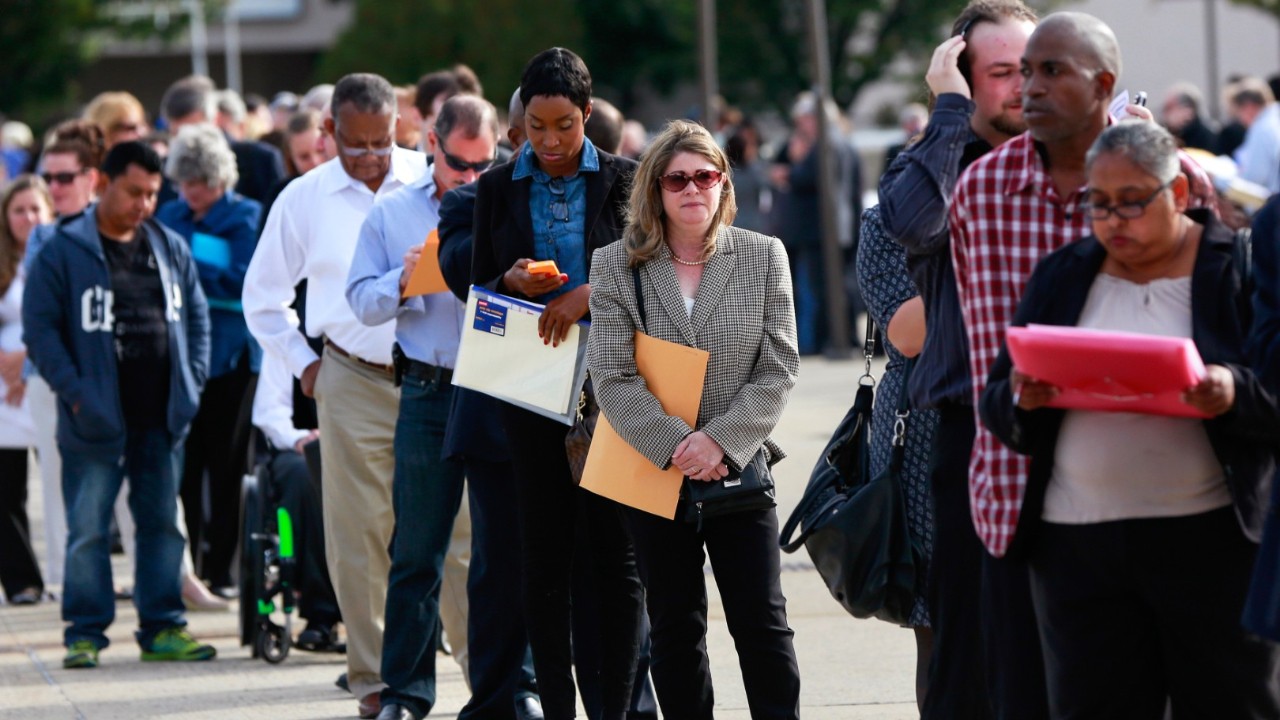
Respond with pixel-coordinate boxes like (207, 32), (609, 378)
(403, 358), (453, 385)
(324, 339), (395, 376)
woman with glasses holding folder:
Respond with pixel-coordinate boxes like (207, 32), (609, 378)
(587, 120), (802, 720)
(470, 48), (644, 720)
(981, 121), (1280, 718)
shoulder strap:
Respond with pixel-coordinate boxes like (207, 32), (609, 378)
(632, 265), (647, 333)
(1234, 226), (1254, 298)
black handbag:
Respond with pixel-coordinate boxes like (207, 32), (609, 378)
(778, 323), (920, 624)
(626, 266), (776, 527)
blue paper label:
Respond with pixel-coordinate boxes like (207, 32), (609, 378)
(473, 299), (507, 337)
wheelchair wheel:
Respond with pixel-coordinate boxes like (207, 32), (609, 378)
(256, 622), (290, 664)
(239, 472), (267, 651)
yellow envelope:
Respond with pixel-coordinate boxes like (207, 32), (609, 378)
(580, 333), (709, 519)
(401, 229), (449, 298)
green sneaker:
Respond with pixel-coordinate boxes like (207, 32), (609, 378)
(63, 640), (100, 669)
(140, 627), (216, 662)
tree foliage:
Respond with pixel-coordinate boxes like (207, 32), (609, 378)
(1227, 0), (1280, 20)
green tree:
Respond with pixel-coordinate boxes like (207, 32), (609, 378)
(1227, 0), (1280, 20)
(316, 0), (584, 106)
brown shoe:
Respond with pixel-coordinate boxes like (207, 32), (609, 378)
(358, 692), (381, 719)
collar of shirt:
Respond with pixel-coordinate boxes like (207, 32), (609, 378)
(318, 146), (424, 196)
(512, 137), (601, 182)
(409, 167), (441, 200)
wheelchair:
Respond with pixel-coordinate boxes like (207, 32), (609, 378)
(238, 445), (299, 664)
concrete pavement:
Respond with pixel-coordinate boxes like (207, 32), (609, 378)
(0, 356), (922, 719)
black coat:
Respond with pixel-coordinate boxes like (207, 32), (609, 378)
(470, 149), (636, 298)
(981, 209), (1279, 549)
(231, 138), (286, 205)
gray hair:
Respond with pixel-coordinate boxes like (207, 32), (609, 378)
(331, 73), (396, 120)
(301, 84), (334, 113)
(161, 76), (218, 123)
(1085, 121), (1179, 184)
(216, 89), (247, 123)
(165, 123), (239, 189)
(434, 95), (499, 144)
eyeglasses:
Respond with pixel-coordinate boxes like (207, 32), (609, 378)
(335, 133), (394, 158)
(657, 169), (724, 193)
(109, 121), (145, 135)
(439, 142), (496, 173)
(1083, 179), (1172, 221)
(548, 177), (569, 223)
(41, 169), (86, 186)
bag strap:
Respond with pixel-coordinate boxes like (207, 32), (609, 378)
(887, 358), (914, 474)
(632, 265), (648, 333)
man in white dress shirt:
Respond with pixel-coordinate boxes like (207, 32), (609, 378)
(243, 73), (427, 720)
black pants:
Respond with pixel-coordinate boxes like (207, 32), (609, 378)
(981, 549), (1048, 720)
(181, 360), (254, 587)
(500, 404), (643, 720)
(0, 448), (42, 599)
(624, 504), (800, 720)
(265, 449), (339, 625)
(921, 405), (990, 720)
(1030, 507), (1280, 719)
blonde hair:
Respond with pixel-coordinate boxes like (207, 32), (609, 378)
(83, 92), (146, 140)
(0, 174), (52, 295)
(624, 120), (737, 267)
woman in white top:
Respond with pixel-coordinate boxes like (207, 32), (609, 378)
(982, 122), (1280, 718)
(0, 175), (51, 604)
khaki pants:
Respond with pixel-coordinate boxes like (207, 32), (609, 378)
(440, 487), (471, 682)
(315, 347), (398, 700)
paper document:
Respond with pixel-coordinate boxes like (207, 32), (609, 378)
(191, 232), (231, 270)
(452, 286), (589, 425)
(1005, 324), (1210, 418)
(580, 333), (710, 519)
(401, 229), (449, 298)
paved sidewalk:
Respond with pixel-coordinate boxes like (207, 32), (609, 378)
(1, 357), (922, 719)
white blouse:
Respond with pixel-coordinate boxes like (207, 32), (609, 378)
(0, 270), (35, 449)
(1043, 273), (1231, 524)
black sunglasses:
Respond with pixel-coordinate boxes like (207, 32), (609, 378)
(657, 169), (724, 193)
(41, 169), (86, 186)
(440, 143), (495, 174)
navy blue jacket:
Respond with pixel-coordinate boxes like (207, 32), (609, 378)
(437, 180), (511, 463)
(22, 207), (210, 458)
(156, 192), (262, 377)
(230, 138), (286, 205)
(878, 93), (991, 409)
(981, 210), (1278, 548)
(1250, 195), (1280, 392)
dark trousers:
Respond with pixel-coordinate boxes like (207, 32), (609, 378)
(980, 549), (1048, 720)
(181, 359), (254, 587)
(921, 405), (991, 720)
(461, 457), (539, 720)
(624, 505), (800, 720)
(500, 404), (643, 720)
(265, 449), (339, 625)
(381, 373), (466, 718)
(0, 448), (42, 599)
(1030, 507), (1280, 720)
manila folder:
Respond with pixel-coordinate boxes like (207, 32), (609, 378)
(580, 332), (709, 519)
(401, 229), (449, 298)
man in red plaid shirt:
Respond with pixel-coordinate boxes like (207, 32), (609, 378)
(948, 11), (1216, 716)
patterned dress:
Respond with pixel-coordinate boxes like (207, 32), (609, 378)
(855, 205), (938, 628)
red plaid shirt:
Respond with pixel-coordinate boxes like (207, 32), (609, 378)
(949, 132), (1216, 557)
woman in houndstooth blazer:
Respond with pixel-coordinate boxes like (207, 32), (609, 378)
(587, 120), (802, 719)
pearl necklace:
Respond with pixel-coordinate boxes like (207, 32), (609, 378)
(670, 250), (712, 266)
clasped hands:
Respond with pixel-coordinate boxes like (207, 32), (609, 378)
(1010, 364), (1235, 417)
(673, 431), (730, 482)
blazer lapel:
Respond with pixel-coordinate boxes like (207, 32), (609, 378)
(645, 245), (698, 346)
(689, 229), (737, 336)
(508, 172), (535, 256)
(584, 157), (616, 247)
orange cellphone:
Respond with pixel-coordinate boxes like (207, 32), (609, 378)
(527, 260), (560, 276)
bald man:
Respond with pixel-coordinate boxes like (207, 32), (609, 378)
(949, 11), (1218, 719)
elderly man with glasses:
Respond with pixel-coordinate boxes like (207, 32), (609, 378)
(243, 72), (428, 720)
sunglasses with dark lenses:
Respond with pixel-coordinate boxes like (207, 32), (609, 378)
(41, 170), (85, 186)
(657, 169), (724, 193)
(441, 147), (496, 174)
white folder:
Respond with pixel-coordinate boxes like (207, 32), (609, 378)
(452, 285), (589, 425)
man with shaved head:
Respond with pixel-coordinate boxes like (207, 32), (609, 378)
(948, 12), (1217, 718)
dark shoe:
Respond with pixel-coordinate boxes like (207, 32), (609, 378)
(10, 587), (42, 605)
(140, 627), (216, 662)
(357, 692), (381, 719)
(114, 586), (133, 601)
(210, 585), (239, 600)
(297, 621), (341, 652)
(336, 672), (350, 693)
(375, 703), (418, 720)
(63, 640), (99, 669)
(515, 696), (545, 720)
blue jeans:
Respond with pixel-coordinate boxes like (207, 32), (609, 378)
(381, 372), (466, 717)
(61, 427), (186, 649)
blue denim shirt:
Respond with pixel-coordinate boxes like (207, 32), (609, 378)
(512, 138), (600, 302)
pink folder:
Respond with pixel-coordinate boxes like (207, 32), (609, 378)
(1004, 324), (1211, 419)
